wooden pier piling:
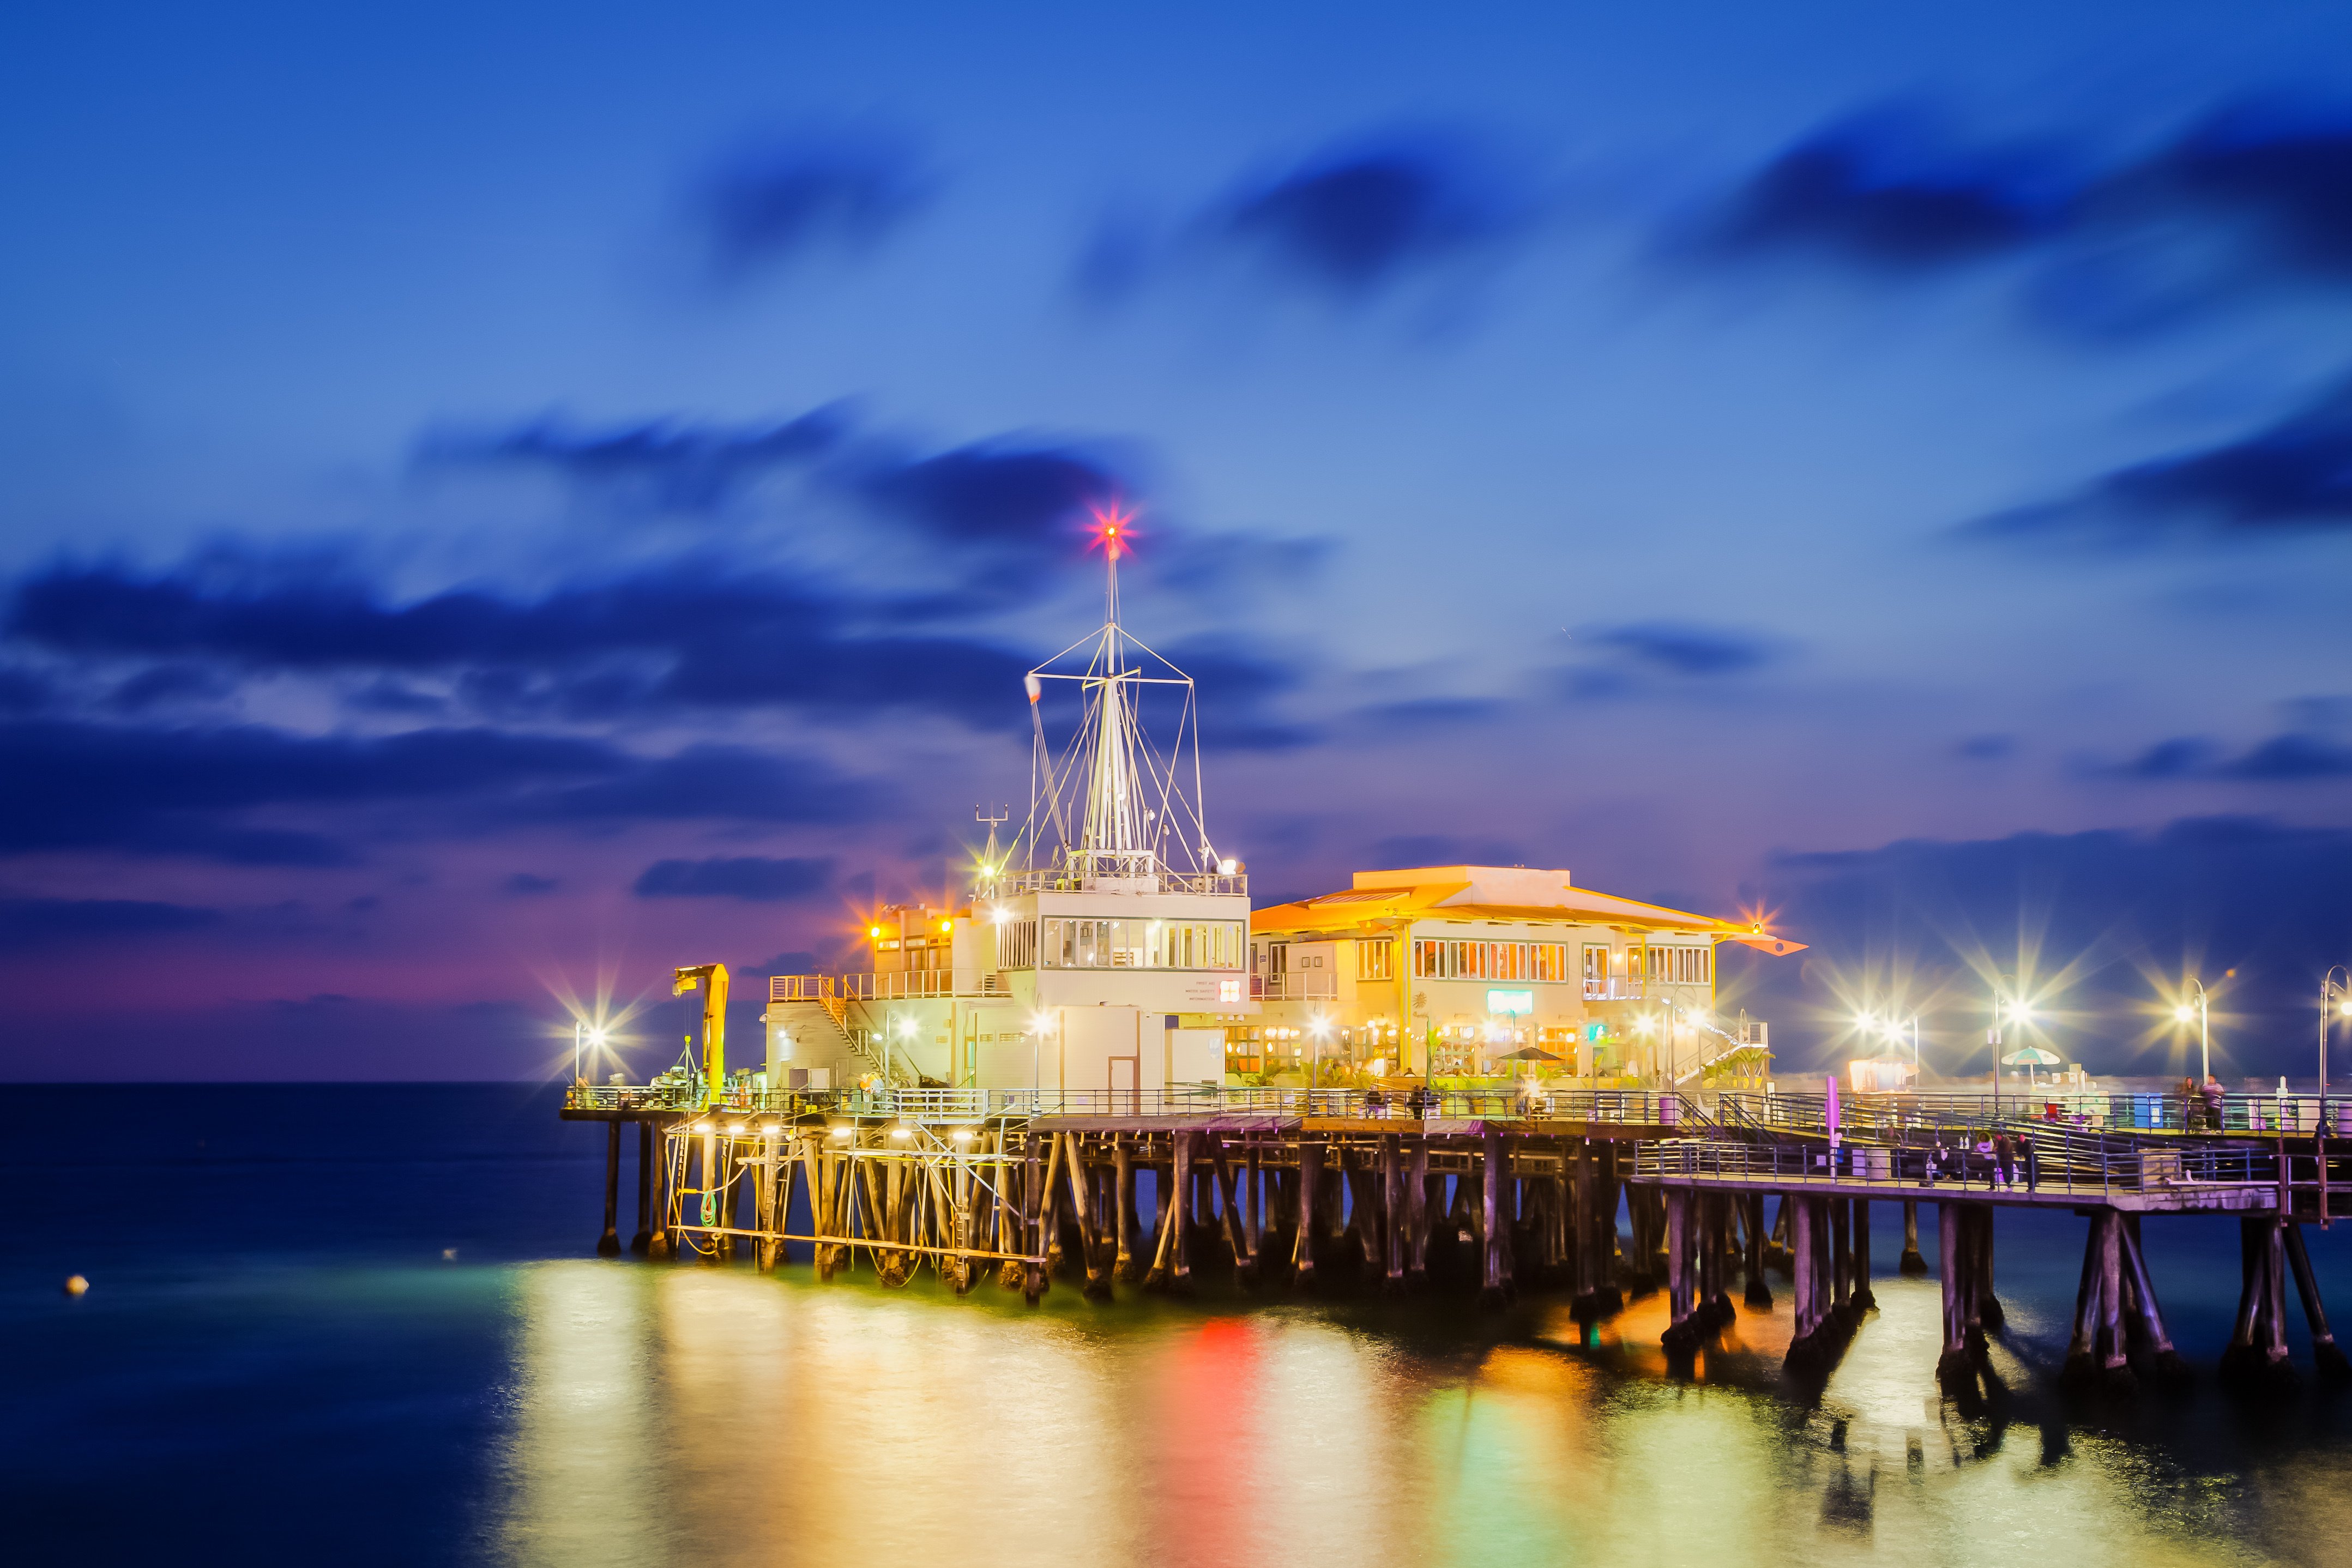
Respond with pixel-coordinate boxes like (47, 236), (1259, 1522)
(1850, 1200), (1875, 1311)
(2283, 1220), (2350, 1380)
(1898, 1199), (1926, 1275)
(598, 1119), (623, 1258)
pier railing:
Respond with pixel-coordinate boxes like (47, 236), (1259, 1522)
(565, 1082), (1709, 1126)
(1715, 1089), (2352, 1141)
(1633, 1127), (2283, 1199)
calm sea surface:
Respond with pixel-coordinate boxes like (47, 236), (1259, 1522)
(7, 1084), (2352, 1566)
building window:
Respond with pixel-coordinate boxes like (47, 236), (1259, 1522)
(998, 919), (1037, 970)
(1039, 918), (1246, 970)
(1359, 940), (1393, 982)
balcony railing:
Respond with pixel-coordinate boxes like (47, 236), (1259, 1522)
(768, 971), (1007, 1005)
(1252, 973), (1336, 1000)
(994, 868), (1247, 897)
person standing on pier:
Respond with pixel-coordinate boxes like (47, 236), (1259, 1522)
(1992, 1131), (2016, 1191)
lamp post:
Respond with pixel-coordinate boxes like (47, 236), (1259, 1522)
(2323, 967), (2350, 1118)
(573, 1020), (607, 1088)
(2173, 979), (2210, 1084)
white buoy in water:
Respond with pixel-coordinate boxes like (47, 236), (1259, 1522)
(63, 1275), (88, 1296)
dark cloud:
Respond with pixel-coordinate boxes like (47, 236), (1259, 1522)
(2124, 100), (2352, 275)
(420, 408), (848, 513)
(1976, 379), (2352, 540)
(422, 407), (1157, 589)
(503, 872), (559, 896)
(1697, 94), (2352, 342)
(1219, 141), (1531, 293)
(0, 895), (224, 948)
(8, 558), (1038, 725)
(1082, 133), (1537, 305)
(2108, 732), (2352, 781)
(849, 438), (1128, 583)
(689, 130), (936, 283)
(1706, 111), (2073, 269)
(1736, 816), (2352, 1075)
(633, 855), (834, 901)
(0, 717), (876, 865)
(1590, 622), (1777, 676)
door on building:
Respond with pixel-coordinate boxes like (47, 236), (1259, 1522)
(1108, 1055), (1139, 1114)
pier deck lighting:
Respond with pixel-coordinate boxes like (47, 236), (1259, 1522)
(951, 1127), (975, 1143)
(830, 1125), (851, 1139)
(891, 1125), (913, 1139)
(869, 925), (882, 939)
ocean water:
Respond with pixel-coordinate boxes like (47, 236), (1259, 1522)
(8, 1084), (2352, 1566)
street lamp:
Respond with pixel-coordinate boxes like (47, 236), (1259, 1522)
(2322, 968), (2351, 1115)
(573, 1020), (607, 1087)
(2172, 979), (2210, 1084)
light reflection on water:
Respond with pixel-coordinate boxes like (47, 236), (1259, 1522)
(489, 1262), (2350, 1568)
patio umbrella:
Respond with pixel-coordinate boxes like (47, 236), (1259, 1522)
(2003, 1044), (2061, 1085)
(1497, 1046), (1563, 1063)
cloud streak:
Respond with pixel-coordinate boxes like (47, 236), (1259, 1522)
(687, 129), (937, 284)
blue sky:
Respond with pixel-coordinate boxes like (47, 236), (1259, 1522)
(5, 1), (2352, 1079)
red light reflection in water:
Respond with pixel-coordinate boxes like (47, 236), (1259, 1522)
(1148, 1317), (1262, 1565)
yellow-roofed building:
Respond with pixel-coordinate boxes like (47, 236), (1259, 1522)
(1239, 864), (1801, 1087)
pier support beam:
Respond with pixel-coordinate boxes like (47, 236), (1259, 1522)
(2284, 1220), (2351, 1381)
(2223, 1216), (2293, 1384)
(1787, 1194), (1826, 1373)
(1829, 1197), (1852, 1324)
(1114, 1139), (1138, 1282)
(2119, 1214), (2190, 1385)
(1663, 1189), (1698, 1355)
(597, 1119), (623, 1258)
(1899, 1199), (1927, 1276)
(1851, 1200), (1875, 1312)
(1744, 1190), (1772, 1308)
(1292, 1142), (1322, 1290)
(1021, 1137), (1046, 1305)
(1407, 1139), (1431, 1289)
(630, 1121), (653, 1255)
(1935, 1201), (1973, 1392)
(1480, 1126), (1513, 1308)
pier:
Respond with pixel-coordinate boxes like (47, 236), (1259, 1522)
(562, 1080), (2352, 1395)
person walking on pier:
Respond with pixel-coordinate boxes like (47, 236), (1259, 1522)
(2202, 1074), (2225, 1132)
(1992, 1131), (2016, 1191)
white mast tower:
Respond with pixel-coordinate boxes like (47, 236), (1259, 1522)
(1017, 507), (1229, 895)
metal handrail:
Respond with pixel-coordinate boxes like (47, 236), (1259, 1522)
(563, 1082), (1715, 1125)
(1715, 1089), (2352, 1141)
(1632, 1131), (2281, 1198)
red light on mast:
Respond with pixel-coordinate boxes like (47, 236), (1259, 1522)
(1086, 503), (1137, 560)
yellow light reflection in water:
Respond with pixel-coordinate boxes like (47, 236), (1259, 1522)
(489, 1263), (2308, 1568)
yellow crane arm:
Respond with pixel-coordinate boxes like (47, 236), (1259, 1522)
(672, 963), (729, 1104)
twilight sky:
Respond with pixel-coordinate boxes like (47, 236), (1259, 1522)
(6, 2), (2352, 1081)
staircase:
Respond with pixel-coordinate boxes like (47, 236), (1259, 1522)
(767, 976), (910, 1086)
